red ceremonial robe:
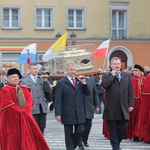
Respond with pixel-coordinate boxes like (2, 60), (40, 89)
(135, 74), (150, 142)
(102, 93), (110, 139)
(102, 119), (110, 139)
(0, 84), (50, 150)
(126, 76), (145, 139)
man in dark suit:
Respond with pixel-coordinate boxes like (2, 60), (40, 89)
(101, 57), (134, 150)
(55, 60), (90, 150)
(93, 72), (104, 114)
(78, 77), (99, 150)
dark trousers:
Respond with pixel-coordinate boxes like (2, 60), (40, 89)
(79, 119), (92, 144)
(106, 120), (128, 150)
(98, 94), (104, 113)
(33, 113), (47, 133)
(64, 124), (85, 150)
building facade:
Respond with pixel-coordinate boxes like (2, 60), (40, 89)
(0, 0), (150, 72)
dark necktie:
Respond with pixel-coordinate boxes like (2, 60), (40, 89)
(71, 77), (76, 88)
(17, 86), (25, 108)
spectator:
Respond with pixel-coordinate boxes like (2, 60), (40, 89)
(143, 66), (150, 76)
(0, 70), (7, 89)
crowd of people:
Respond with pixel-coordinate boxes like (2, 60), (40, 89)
(0, 59), (150, 150)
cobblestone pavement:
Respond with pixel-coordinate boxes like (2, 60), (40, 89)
(44, 111), (150, 150)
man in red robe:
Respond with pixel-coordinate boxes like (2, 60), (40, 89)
(126, 64), (145, 140)
(142, 73), (150, 143)
(134, 73), (150, 142)
(0, 68), (50, 150)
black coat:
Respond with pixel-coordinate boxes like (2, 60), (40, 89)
(102, 71), (134, 120)
(93, 76), (104, 95)
(0, 80), (7, 89)
(55, 76), (89, 125)
(84, 77), (99, 119)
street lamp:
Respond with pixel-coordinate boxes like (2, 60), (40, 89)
(55, 32), (62, 39)
(70, 32), (76, 45)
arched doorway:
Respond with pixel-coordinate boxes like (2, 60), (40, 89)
(110, 50), (127, 70)
(107, 46), (133, 71)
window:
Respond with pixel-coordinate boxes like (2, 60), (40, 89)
(35, 8), (53, 29)
(2, 7), (21, 29)
(110, 2), (129, 39)
(2, 53), (20, 70)
(67, 8), (85, 29)
(111, 10), (127, 39)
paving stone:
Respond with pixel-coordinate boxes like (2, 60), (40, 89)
(44, 111), (150, 150)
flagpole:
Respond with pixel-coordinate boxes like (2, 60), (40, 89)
(102, 43), (109, 69)
(102, 56), (107, 69)
(102, 39), (110, 69)
(26, 48), (31, 64)
(26, 48), (29, 57)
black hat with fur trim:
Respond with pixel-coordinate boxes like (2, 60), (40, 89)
(7, 68), (22, 79)
(134, 64), (144, 72)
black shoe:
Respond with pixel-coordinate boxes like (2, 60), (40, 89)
(49, 103), (54, 111)
(133, 137), (141, 142)
(119, 146), (122, 150)
(83, 142), (89, 147)
(78, 143), (85, 150)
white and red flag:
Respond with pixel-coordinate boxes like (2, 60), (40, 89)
(18, 43), (37, 64)
(92, 39), (110, 59)
(27, 55), (31, 64)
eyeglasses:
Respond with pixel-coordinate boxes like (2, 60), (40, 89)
(132, 69), (138, 72)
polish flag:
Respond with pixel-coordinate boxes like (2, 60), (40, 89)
(92, 39), (110, 59)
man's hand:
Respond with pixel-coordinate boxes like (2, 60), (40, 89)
(55, 115), (61, 122)
(111, 70), (116, 76)
(95, 107), (100, 113)
(40, 74), (49, 81)
(78, 75), (86, 84)
(128, 107), (134, 112)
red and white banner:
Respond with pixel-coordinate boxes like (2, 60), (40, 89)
(92, 39), (110, 59)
